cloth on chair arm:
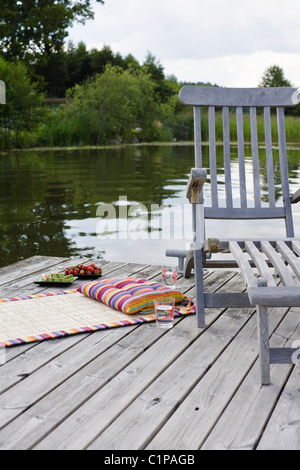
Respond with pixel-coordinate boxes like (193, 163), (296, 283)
(77, 277), (186, 315)
(186, 168), (207, 203)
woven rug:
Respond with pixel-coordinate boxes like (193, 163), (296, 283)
(0, 289), (194, 347)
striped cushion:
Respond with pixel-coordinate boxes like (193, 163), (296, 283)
(77, 277), (185, 315)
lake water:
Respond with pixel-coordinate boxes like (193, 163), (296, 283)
(1, 144), (300, 268)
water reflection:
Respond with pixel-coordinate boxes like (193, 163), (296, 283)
(0, 144), (300, 268)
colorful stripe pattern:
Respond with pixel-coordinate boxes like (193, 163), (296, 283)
(0, 315), (157, 348)
(0, 289), (77, 303)
(0, 280), (196, 348)
(77, 277), (185, 314)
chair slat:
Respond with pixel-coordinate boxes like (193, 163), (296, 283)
(194, 107), (202, 168)
(277, 107), (295, 237)
(250, 107), (261, 208)
(205, 206), (285, 219)
(208, 106), (218, 207)
(222, 107), (233, 208)
(179, 86), (299, 107)
(291, 240), (300, 256)
(276, 240), (300, 281)
(260, 241), (295, 286)
(245, 241), (276, 286)
(264, 107), (276, 207)
(229, 241), (257, 287)
(236, 107), (247, 208)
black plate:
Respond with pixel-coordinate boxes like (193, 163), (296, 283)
(34, 278), (77, 287)
(76, 274), (102, 279)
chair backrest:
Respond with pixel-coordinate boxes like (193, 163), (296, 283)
(179, 86), (300, 237)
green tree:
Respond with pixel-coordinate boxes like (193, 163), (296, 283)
(0, 0), (104, 59)
(0, 58), (45, 148)
(258, 64), (300, 116)
(0, 1), (104, 97)
(259, 65), (292, 87)
(142, 52), (174, 103)
(41, 64), (169, 146)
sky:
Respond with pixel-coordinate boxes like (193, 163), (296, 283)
(67, 0), (300, 88)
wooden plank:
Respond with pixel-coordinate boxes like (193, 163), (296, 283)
(291, 240), (300, 257)
(0, 256), (69, 288)
(0, 333), (94, 394)
(260, 241), (294, 286)
(201, 305), (296, 450)
(0, 263), (196, 449)
(270, 347), (298, 364)
(264, 107), (276, 207)
(205, 206), (286, 219)
(229, 241), (257, 287)
(257, 285), (271, 385)
(277, 106), (295, 237)
(88, 276), (255, 450)
(257, 366), (300, 449)
(276, 240), (300, 281)
(250, 107), (261, 208)
(248, 286), (300, 306)
(193, 107), (202, 167)
(222, 106), (233, 208)
(28, 271), (235, 450)
(245, 241), (276, 286)
(0, 320), (167, 450)
(179, 86), (299, 107)
(236, 107), (247, 208)
(145, 301), (286, 449)
(208, 106), (218, 207)
(1, 255), (300, 450)
(186, 168), (207, 202)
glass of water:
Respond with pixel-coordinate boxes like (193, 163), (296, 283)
(154, 298), (175, 328)
(162, 265), (178, 289)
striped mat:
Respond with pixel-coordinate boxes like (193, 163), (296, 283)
(0, 289), (194, 347)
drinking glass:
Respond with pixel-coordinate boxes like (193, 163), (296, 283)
(154, 298), (175, 328)
(162, 265), (178, 289)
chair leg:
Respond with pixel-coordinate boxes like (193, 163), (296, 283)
(183, 249), (194, 278)
(194, 247), (205, 328)
(257, 304), (271, 385)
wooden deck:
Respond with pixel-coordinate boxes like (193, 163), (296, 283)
(0, 255), (299, 451)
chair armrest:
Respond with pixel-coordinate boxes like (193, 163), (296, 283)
(290, 188), (300, 204)
(186, 168), (207, 203)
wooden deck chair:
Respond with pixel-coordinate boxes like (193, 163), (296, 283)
(167, 86), (300, 385)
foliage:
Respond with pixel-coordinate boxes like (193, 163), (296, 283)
(38, 64), (172, 146)
(0, 1), (105, 98)
(258, 64), (300, 116)
(0, 0), (104, 59)
(259, 65), (292, 88)
(0, 58), (45, 148)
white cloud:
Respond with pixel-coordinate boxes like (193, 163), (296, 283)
(67, 0), (300, 87)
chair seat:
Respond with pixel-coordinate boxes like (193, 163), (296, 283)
(220, 238), (300, 306)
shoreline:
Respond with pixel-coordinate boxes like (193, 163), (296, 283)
(2, 140), (300, 153)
